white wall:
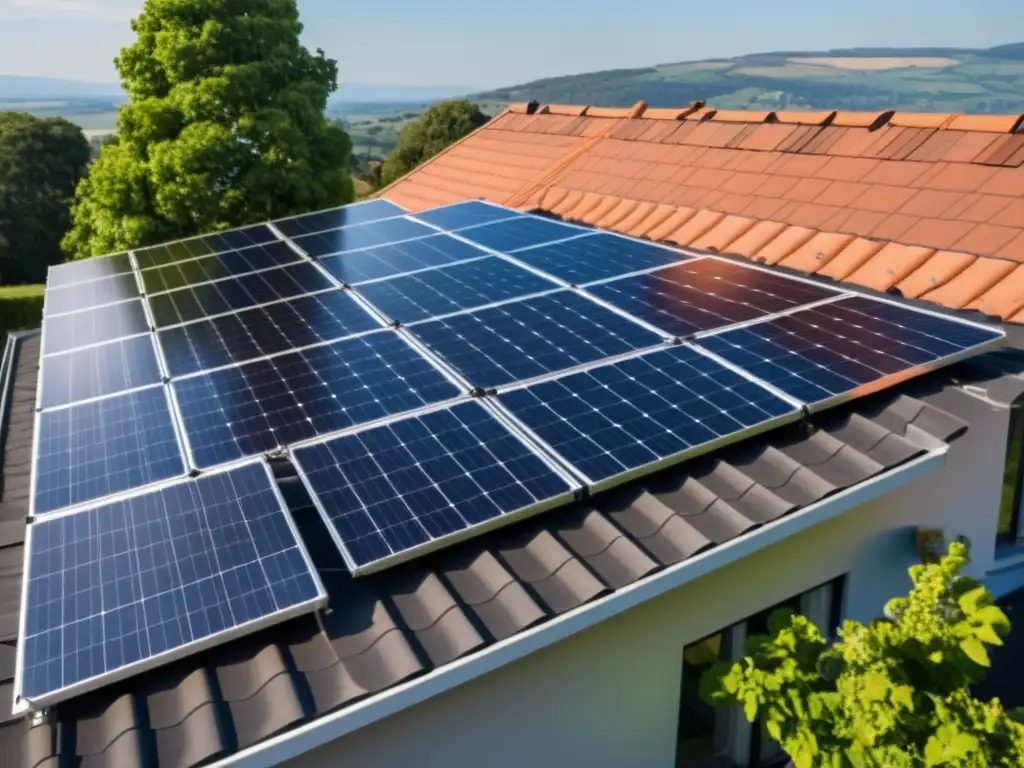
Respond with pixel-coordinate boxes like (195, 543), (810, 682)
(285, 389), (1007, 768)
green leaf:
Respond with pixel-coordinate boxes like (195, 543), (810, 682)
(863, 670), (889, 701)
(957, 586), (990, 615)
(743, 693), (759, 722)
(924, 734), (945, 767)
(960, 637), (991, 667)
(766, 719), (782, 741)
(949, 732), (979, 757)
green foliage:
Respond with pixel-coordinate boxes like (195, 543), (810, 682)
(378, 99), (490, 187)
(62, 0), (353, 259)
(0, 284), (44, 337)
(701, 541), (1024, 767)
(0, 112), (90, 284)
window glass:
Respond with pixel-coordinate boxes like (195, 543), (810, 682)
(998, 408), (1024, 542)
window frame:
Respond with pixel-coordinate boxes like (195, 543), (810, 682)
(997, 404), (1024, 547)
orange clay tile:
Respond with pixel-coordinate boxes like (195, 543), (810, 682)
(978, 166), (1024, 196)
(737, 124), (798, 152)
(645, 207), (700, 241)
(813, 157), (881, 183)
(711, 109), (773, 124)
(871, 213), (921, 241)
(890, 113), (956, 130)
(582, 106), (633, 118)
(941, 132), (1002, 164)
(826, 127), (894, 158)
(661, 209), (725, 246)
(813, 181), (870, 208)
(906, 132), (965, 163)
(898, 190), (965, 218)
(952, 194), (1015, 223)
(978, 134), (1024, 166)
(817, 238), (887, 280)
(987, 198), (1024, 227)
(900, 218), (977, 250)
(713, 194), (756, 215)
(945, 114), (1024, 133)
(860, 160), (931, 188)
(742, 196), (792, 220)
(966, 265), (1024, 319)
(546, 188), (587, 217)
(997, 232), (1024, 262)
(831, 111), (893, 128)
(922, 164), (999, 193)
(894, 251), (978, 299)
(787, 203), (846, 230)
(720, 220), (791, 258)
(541, 105), (588, 117)
(844, 243), (936, 292)
(951, 224), (1022, 256)
(560, 190), (608, 220)
(616, 202), (674, 237)
(538, 186), (571, 211)
(920, 257), (1018, 308)
(688, 215), (757, 251)
(773, 110), (836, 126)
(642, 108), (688, 121)
(776, 232), (856, 273)
(849, 185), (918, 214)
(747, 225), (817, 265)
(578, 195), (628, 226)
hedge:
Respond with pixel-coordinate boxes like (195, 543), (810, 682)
(0, 285), (44, 339)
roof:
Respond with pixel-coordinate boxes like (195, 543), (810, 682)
(0, 327), (997, 768)
(380, 102), (1024, 324)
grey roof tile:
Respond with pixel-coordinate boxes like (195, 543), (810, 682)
(153, 702), (225, 768)
(386, 570), (485, 665)
(227, 673), (305, 749)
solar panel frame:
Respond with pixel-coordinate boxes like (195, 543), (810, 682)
(40, 299), (152, 357)
(43, 272), (143, 317)
(132, 224), (282, 270)
(13, 458), (327, 713)
(46, 252), (135, 289)
(445, 213), (595, 254)
(138, 241), (309, 295)
(407, 199), (524, 232)
(316, 234), (492, 287)
(289, 399), (582, 576)
(284, 217), (439, 260)
(270, 197), (408, 239)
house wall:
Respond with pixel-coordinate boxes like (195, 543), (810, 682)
(284, 388), (1006, 768)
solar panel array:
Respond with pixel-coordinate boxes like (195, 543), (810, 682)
(19, 197), (1005, 710)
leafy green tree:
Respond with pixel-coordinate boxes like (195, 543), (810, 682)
(63, 0), (353, 259)
(0, 112), (90, 283)
(378, 99), (489, 187)
(701, 541), (1024, 767)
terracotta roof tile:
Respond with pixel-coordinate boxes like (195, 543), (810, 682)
(966, 264), (1024, 318)
(688, 215), (757, 251)
(898, 190), (965, 218)
(906, 132), (964, 162)
(746, 225), (817, 265)
(737, 124), (798, 152)
(813, 157), (881, 182)
(920, 257), (1018, 308)
(952, 194), (1015, 223)
(941, 132), (1003, 164)
(952, 224), (1023, 255)
(896, 250), (978, 299)
(832, 110), (893, 128)
(645, 207), (699, 241)
(642, 108), (689, 120)
(844, 243), (937, 292)
(542, 104), (588, 117)
(777, 232), (856, 273)
(890, 113), (955, 130)
(774, 110), (836, 126)
(997, 232), (1024, 263)
(946, 114), (1024, 133)
(978, 134), (1024, 166)
(710, 109), (773, 123)
(817, 238), (887, 280)
(900, 218), (977, 250)
(662, 209), (725, 245)
(816, 181), (871, 208)
(720, 220), (790, 258)
(861, 160), (931, 187)
(742, 195), (792, 220)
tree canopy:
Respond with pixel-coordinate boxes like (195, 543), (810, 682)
(63, 0), (353, 259)
(0, 112), (90, 284)
(701, 541), (1024, 767)
(378, 99), (489, 187)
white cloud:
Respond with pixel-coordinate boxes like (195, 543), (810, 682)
(2, 0), (140, 21)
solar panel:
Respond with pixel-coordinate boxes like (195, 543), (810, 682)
(585, 259), (843, 338)
(289, 218), (436, 258)
(452, 215), (588, 253)
(139, 241), (305, 294)
(42, 300), (150, 356)
(696, 295), (1005, 408)
(291, 400), (578, 574)
(508, 232), (689, 285)
(47, 253), (134, 289)
(318, 234), (488, 285)
(157, 289), (383, 377)
(44, 272), (140, 316)
(498, 345), (799, 492)
(32, 386), (186, 515)
(147, 263), (335, 328)
(410, 200), (521, 231)
(39, 336), (162, 410)
(272, 199), (407, 238)
(133, 225), (279, 270)
(355, 257), (559, 324)
(408, 290), (663, 389)
(17, 460), (325, 710)
(172, 330), (463, 469)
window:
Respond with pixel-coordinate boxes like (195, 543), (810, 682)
(675, 578), (844, 768)
(997, 406), (1024, 545)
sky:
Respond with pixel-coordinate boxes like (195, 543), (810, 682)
(0, 0), (1022, 89)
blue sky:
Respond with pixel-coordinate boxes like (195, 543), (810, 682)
(0, 0), (1021, 88)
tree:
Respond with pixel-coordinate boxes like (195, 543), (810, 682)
(62, 0), (353, 259)
(0, 112), (90, 284)
(378, 99), (489, 187)
(701, 541), (1024, 767)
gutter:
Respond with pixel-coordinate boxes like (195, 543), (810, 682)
(215, 447), (949, 768)
(0, 330), (38, 499)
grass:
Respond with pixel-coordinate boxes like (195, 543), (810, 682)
(0, 285), (44, 299)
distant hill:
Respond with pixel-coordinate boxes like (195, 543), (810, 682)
(332, 83), (475, 103)
(475, 43), (1024, 113)
(0, 75), (123, 99)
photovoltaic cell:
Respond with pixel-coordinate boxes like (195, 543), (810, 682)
(158, 289), (383, 377)
(45, 272), (140, 316)
(293, 401), (576, 572)
(147, 263), (335, 328)
(318, 234), (487, 285)
(47, 253), (133, 289)
(452, 215), (586, 253)
(139, 241), (305, 294)
(697, 295), (1005, 406)
(40, 336), (162, 410)
(585, 259), (842, 338)
(133, 225), (279, 270)
(19, 461), (324, 707)
(499, 345), (797, 489)
(410, 201), (520, 231)
(42, 300), (150, 356)
(290, 218), (436, 258)
(172, 330), (462, 469)
(33, 386), (186, 515)
(273, 199), (407, 238)
(408, 290), (663, 389)
(509, 232), (687, 285)
(355, 257), (558, 324)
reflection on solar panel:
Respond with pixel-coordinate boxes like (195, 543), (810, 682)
(158, 289), (383, 377)
(452, 215), (587, 253)
(47, 253), (133, 289)
(290, 218), (436, 258)
(292, 401), (577, 573)
(146, 263), (335, 328)
(586, 259), (842, 338)
(42, 300), (150, 356)
(18, 460), (325, 709)
(509, 233), (687, 285)
(410, 200), (521, 231)
(139, 241), (305, 294)
(133, 225), (279, 270)
(355, 257), (558, 324)
(273, 198), (406, 238)
(40, 336), (162, 409)
(697, 295), (1005, 407)
(318, 234), (487, 285)
(499, 345), (798, 491)
(44, 272), (140, 316)
(409, 290), (662, 388)
(33, 386), (185, 515)
(172, 330), (462, 468)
